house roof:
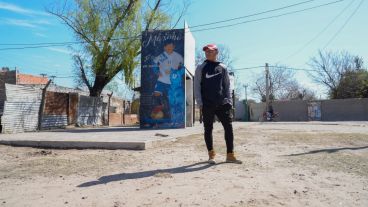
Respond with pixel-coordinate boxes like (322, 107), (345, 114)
(17, 73), (49, 85)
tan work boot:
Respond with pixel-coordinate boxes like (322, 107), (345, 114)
(208, 150), (216, 164)
(226, 152), (242, 164)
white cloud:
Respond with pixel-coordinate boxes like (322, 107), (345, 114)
(33, 32), (47, 37)
(0, 2), (49, 16)
(4, 18), (36, 28)
(47, 47), (73, 55)
(2, 18), (51, 28)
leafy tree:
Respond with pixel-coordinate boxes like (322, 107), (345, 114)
(48, 0), (187, 97)
(336, 69), (368, 98)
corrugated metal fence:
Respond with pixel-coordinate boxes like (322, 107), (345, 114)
(1, 85), (125, 133)
(1, 84), (42, 133)
(77, 95), (103, 126)
(42, 93), (104, 128)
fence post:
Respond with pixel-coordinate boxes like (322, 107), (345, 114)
(107, 92), (113, 126)
(123, 100), (126, 125)
(38, 80), (52, 131)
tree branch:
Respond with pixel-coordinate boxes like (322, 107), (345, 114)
(171, 0), (189, 29)
(75, 55), (92, 91)
(144, 0), (161, 31)
(47, 9), (100, 52)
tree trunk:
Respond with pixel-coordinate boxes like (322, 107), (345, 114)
(89, 75), (109, 97)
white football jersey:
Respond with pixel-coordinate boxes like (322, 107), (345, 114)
(154, 51), (183, 84)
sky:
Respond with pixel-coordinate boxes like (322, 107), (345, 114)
(0, 0), (367, 100)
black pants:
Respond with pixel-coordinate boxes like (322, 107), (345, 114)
(202, 104), (234, 153)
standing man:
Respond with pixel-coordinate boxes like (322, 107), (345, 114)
(194, 44), (242, 164)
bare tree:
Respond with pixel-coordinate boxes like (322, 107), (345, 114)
(308, 50), (363, 99)
(251, 65), (316, 102)
(252, 66), (294, 101)
(278, 83), (316, 101)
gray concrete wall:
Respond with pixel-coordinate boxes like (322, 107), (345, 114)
(321, 98), (368, 121)
(249, 102), (265, 121)
(248, 99), (368, 122)
(273, 100), (308, 121)
(249, 100), (309, 122)
(235, 100), (246, 121)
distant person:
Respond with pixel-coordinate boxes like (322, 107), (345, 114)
(267, 105), (274, 121)
(194, 44), (242, 164)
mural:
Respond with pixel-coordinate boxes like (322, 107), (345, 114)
(308, 101), (321, 121)
(140, 29), (185, 128)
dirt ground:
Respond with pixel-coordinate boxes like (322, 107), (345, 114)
(0, 122), (367, 207)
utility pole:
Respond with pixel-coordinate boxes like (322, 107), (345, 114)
(243, 84), (249, 122)
(243, 84), (248, 100)
(49, 75), (56, 82)
(38, 79), (52, 131)
(265, 63), (270, 117)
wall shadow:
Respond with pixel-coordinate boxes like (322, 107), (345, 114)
(286, 146), (368, 156)
(78, 161), (223, 187)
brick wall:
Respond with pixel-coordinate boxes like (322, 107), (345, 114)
(109, 113), (123, 126)
(44, 91), (68, 115)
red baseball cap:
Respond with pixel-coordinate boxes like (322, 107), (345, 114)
(202, 44), (218, 51)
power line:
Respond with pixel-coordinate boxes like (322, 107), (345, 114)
(52, 76), (76, 79)
(277, 0), (356, 63)
(191, 0), (346, 33)
(232, 66), (264, 71)
(0, 35), (142, 47)
(0, 41), (79, 46)
(0, 35), (142, 50)
(189, 0), (316, 28)
(0, 43), (74, 51)
(0, 52), (73, 75)
(233, 65), (317, 72)
(0, 1), (319, 47)
(269, 65), (317, 72)
(0, 0), (345, 51)
(52, 74), (113, 79)
(323, 0), (364, 49)
(41, 65), (318, 79)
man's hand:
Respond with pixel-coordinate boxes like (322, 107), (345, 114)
(223, 103), (232, 111)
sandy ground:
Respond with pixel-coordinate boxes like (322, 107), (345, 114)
(0, 122), (367, 207)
